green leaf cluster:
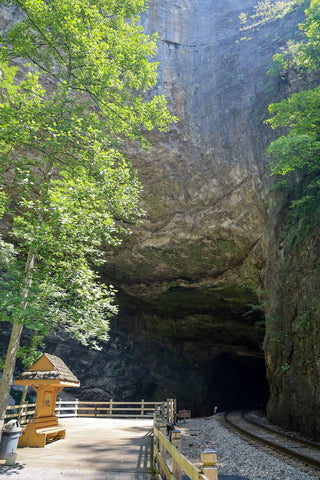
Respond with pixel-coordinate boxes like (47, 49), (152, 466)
(239, 0), (308, 30)
(0, 0), (175, 145)
(253, 0), (305, 23)
(266, 0), (320, 241)
(0, 0), (177, 363)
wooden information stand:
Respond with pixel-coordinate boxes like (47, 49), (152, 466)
(15, 353), (80, 447)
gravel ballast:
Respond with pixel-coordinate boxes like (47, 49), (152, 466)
(177, 414), (320, 480)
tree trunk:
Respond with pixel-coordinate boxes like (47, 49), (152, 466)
(0, 321), (24, 441)
(0, 251), (35, 442)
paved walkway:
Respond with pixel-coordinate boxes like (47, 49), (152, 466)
(0, 417), (154, 479)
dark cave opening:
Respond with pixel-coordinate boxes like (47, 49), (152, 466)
(144, 348), (270, 417)
(112, 287), (269, 417)
(1, 290), (270, 419)
(206, 352), (269, 414)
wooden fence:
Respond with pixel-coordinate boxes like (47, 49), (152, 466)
(5, 398), (169, 424)
(55, 399), (164, 418)
(153, 412), (218, 480)
(5, 403), (36, 425)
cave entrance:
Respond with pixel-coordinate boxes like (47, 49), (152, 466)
(206, 351), (269, 414)
(114, 286), (269, 417)
(159, 346), (269, 417)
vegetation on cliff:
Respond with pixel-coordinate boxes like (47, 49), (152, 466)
(261, 0), (320, 438)
(266, 0), (320, 240)
(0, 0), (175, 434)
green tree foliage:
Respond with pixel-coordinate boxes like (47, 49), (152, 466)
(253, 0), (305, 23)
(239, 0), (308, 30)
(266, 0), (320, 239)
(0, 0), (176, 427)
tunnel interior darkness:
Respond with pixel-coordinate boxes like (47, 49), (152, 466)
(206, 352), (269, 414)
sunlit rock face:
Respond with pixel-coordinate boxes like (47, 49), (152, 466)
(0, 2), (312, 419)
(102, 0), (303, 300)
(108, 0), (272, 297)
(94, 1), (303, 413)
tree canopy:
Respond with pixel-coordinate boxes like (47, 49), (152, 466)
(0, 0), (176, 429)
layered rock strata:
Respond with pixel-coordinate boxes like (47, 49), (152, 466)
(95, 1), (303, 415)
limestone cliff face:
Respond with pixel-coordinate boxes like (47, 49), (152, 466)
(103, 1), (305, 301)
(95, 1), (303, 413)
(106, 0), (273, 298)
(264, 195), (320, 439)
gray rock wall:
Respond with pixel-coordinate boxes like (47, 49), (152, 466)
(104, 0), (305, 299)
(264, 194), (320, 439)
(102, 1), (301, 315)
(96, 1), (303, 415)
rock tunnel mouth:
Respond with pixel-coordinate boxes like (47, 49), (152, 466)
(109, 284), (269, 417)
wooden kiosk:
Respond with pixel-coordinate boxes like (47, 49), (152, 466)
(15, 353), (80, 447)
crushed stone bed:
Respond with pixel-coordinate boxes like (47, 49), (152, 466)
(177, 414), (320, 480)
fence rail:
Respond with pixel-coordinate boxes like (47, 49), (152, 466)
(5, 403), (36, 425)
(5, 399), (166, 423)
(153, 412), (218, 480)
(56, 399), (163, 418)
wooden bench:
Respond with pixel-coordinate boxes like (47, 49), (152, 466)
(35, 417), (66, 446)
(177, 409), (191, 423)
(35, 426), (66, 445)
(19, 416), (66, 447)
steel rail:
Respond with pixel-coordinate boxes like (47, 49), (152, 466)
(224, 410), (320, 470)
(242, 411), (320, 451)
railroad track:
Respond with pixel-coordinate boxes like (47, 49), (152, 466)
(223, 410), (320, 470)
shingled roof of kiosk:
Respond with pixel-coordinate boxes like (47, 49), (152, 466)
(16, 353), (80, 386)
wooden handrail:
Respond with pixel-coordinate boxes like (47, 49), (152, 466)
(154, 428), (203, 480)
(153, 412), (218, 480)
(55, 399), (163, 418)
(5, 399), (165, 421)
(5, 403), (36, 425)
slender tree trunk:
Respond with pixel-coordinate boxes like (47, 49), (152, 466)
(0, 251), (35, 442)
(0, 322), (24, 439)
(17, 329), (40, 417)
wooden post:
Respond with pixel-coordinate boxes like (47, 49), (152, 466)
(18, 401), (27, 423)
(159, 421), (167, 443)
(153, 430), (158, 475)
(172, 398), (175, 423)
(166, 398), (170, 422)
(172, 430), (182, 480)
(141, 399), (145, 417)
(154, 410), (161, 427)
(75, 398), (79, 417)
(201, 449), (218, 480)
(56, 398), (61, 417)
(159, 420), (167, 477)
(109, 398), (113, 416)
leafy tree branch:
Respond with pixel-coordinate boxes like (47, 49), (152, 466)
(0, 0), (176, 435)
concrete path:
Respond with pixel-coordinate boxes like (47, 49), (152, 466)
(0, 417), (154, 480)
